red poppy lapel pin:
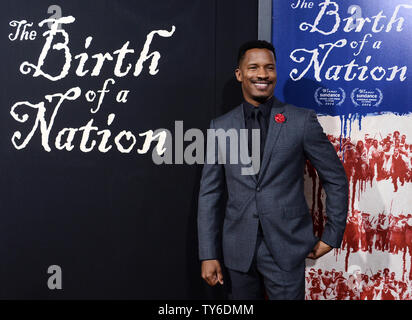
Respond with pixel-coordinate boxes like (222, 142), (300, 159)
(274, 113), (286, 123)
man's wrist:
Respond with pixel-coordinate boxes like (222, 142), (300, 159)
(200, 258), (218, 262)
(319, 239), (333, 249)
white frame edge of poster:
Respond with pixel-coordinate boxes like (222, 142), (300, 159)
(258, 0), (272, 41)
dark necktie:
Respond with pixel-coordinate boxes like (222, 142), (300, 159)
(248, 108), (266, 165)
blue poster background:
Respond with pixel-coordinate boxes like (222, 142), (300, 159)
(271, 1), (412, 301)
(272, 0), (412, 128)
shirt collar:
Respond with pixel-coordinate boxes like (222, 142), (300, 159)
(243, 96), (274, 119)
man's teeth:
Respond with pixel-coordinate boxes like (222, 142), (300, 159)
(254, 83), (269, 89)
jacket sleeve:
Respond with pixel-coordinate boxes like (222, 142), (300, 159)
(197, 119), (226, 260)
(303, 110), (349, 248)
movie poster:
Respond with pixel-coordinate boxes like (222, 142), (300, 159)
(272, 0), (412, 299)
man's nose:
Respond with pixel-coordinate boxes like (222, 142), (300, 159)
(257, 67), (268, 79)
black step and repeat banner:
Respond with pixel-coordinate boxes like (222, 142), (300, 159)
(0, 0), (257, 299)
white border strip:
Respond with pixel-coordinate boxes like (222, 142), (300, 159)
(258, 0), (272, 41)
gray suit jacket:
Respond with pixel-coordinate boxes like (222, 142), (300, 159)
(197, 97), (348, 272)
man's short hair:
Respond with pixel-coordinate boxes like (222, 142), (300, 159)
(237, 40), (276, 65)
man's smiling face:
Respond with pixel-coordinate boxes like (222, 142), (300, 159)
(235, 48), (277, 106)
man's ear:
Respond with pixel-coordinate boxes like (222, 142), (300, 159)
(235, 68), (242, 82)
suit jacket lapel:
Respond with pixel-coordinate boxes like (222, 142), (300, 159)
(257, 97), (285, 185)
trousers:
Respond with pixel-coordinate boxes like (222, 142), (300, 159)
(226, 223), (305, 300)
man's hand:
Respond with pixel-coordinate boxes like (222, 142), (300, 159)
(201, 259), (224, 286)
(307, 240), (333, 259)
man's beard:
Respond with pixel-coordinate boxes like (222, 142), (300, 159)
(252, 94), (272, 104)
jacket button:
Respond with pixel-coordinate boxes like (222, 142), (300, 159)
(256, 186), (261, 192)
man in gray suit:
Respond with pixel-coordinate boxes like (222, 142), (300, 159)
(197, 40), (348, 300)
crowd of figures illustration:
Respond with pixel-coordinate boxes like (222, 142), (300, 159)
(331, 131), (411, 203)
(305, 267), (412, 300)
(304, 130), (412, 300)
